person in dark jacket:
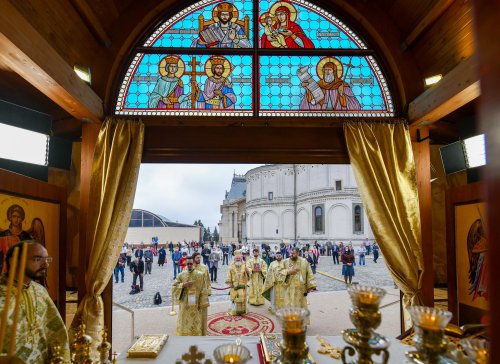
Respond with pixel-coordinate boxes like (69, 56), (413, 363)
(305, 250), (318, 274)
(144, 247), (154, 274)
(130, 257), (144, 291)
(341, 245), (355, 286)
(158, 245), (167, 266)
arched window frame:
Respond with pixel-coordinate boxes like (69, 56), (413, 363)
(313, 204), (324, 233)
(114, 0), (396, 119)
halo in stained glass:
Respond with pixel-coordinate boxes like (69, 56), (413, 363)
(258, 55), (394, 116)
(144, 0), (254, 48)
(115, 53), (253, 116)
(259, 0), (365, 49)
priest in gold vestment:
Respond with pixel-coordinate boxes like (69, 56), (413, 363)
(261, 250), (288, 313)
(226, 250), (250, 315)
(172, 256), (210, 335)
(246, 248), (268, 306)
(284, 247), (317, 308)
(193, 252), (211, 334)
(0, 242), (70, 363)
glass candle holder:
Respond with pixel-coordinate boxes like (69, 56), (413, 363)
(406, 306), (453, 364)
(460, 338), (489, 364)
(342, 285), (389, 364)
(275, 307), (311, 364)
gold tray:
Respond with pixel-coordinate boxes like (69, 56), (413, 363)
(127, 334), (169, 358)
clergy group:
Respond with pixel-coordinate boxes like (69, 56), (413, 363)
(172, 247), (317, 336)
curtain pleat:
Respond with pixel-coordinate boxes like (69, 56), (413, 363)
(344, 121), (425, 327)
(69, 117), (144, 357)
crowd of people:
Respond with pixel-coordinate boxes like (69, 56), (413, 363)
(113, 238), (381, 336)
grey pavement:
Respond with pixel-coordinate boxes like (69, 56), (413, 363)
(113, 252), (395, 310)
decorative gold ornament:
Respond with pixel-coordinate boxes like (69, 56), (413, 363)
(71, 322), (94, 363)
(50, 342), (66, 364)
(341, 285), (389, 364)
(315, 335), (341, 359)
(175, 345), (213, 364)
(97, 328), (112, 363)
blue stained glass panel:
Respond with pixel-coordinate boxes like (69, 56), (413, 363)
(145, 0), (254, 48)
(116, 53), (253, 115)
(259, 0), (364, 49)
(259, 56), (392, 116)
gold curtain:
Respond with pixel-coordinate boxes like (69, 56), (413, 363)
(344, 121), (425, 314)
(69, 117), (144, 354)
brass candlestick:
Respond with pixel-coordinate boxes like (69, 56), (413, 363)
(341, 285), (389, 364)
(274, 307), (313, 364)
(461, 338), (489, 364)
(405, 306), (454, 364)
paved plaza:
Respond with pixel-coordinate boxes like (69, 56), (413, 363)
(113, 252), (395, 310)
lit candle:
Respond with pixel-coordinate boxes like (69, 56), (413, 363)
(358, 291), (376, 305)
(9, 243), (28, 356)
(418, 313), (440, 331)
(223, 354), (240, 363)
(284, 314), (302, 333)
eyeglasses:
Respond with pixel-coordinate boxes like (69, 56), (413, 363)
(31, 256), (53, 263)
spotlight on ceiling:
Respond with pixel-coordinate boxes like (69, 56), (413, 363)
(73, 64), (91, 84)
(424, 74), (443, 87)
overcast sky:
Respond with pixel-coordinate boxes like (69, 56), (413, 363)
(133, 164), (263, 230)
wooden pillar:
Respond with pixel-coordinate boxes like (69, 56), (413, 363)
(410, 125), (434, 307)
(474, 0), (500, 361)
(78, 122), (100, 303)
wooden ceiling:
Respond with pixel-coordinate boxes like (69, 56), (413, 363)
(0, 0), (477, 150)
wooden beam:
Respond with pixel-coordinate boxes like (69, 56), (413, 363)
(70, 0), (112, 48)
(475, 0), (500, 360)
(0, 0), (103, 124)
(402, 0), (455, 50)
(408, 56), (480, 126)
(410, 126), (434, 308)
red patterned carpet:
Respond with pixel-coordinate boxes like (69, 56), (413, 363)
(207, 312), (276, 336)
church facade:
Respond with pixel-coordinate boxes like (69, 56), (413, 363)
(219, 164), (374, 245)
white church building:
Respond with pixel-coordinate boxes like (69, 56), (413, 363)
(219, 164), (375, 245)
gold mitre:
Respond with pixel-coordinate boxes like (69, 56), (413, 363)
(216, 2), (233, 12)
(233, 249), (242, 257)
(210, 56), (226, 66)
(165, 56), (179, 64)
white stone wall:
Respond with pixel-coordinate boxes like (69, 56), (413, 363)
(124, 226), (201, 246)
(242, 164), (374, 244)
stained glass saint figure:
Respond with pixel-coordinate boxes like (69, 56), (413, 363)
(148, 55), (191, 109)
(299, 57), (361, 110)
(193, 2), (251, 48)
(196, 56), (236, 109)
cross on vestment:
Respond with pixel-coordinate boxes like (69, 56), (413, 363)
(186, 57), (205, 109)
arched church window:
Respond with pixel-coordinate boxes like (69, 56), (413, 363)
(353, 203), (363, 233)
(115, 0), (394, 118)
(313, 205), (323, 233)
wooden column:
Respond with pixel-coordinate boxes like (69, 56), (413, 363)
(410, 125), (434, 307)
(474, 0), (500, 361)
(78, 122), (100, 303)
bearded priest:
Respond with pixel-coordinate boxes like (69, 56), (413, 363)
(284, 247), (317, 308)
(172, 255), (210, 335)
(226, 250), (250, 315)
(246, 248), (268, 306)
(261, 250), (288, 313)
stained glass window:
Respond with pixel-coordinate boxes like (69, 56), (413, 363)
(115, 0), (395, 118)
